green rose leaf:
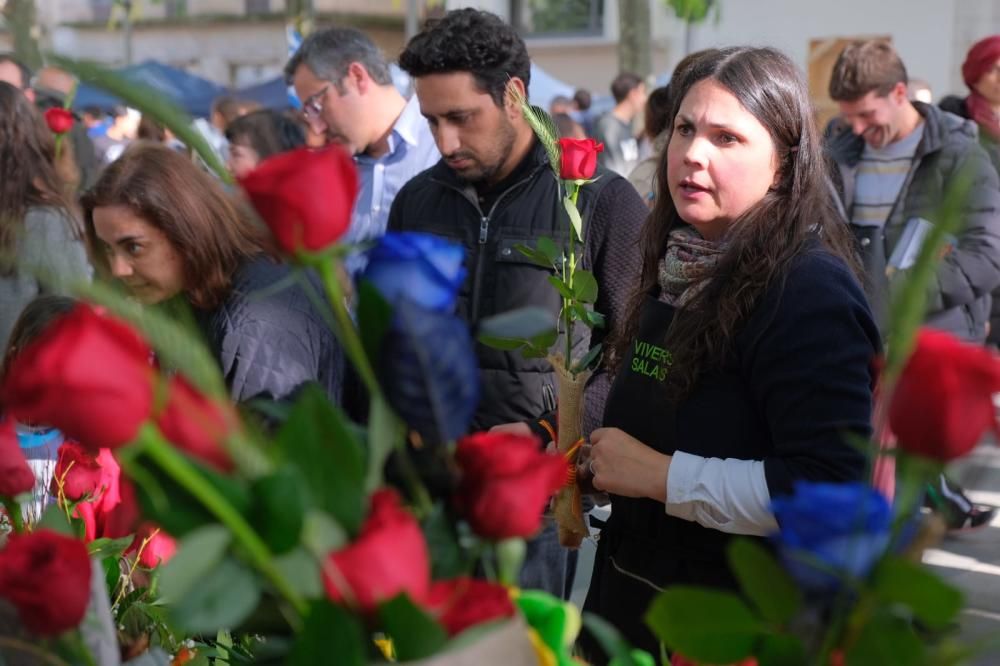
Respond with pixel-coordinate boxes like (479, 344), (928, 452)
(645, 586), (761, 664)
(168, 557), (262, 634)
(847, 609), (925, 666)
(872, 556), (964, 630)
(755, 633), (807, 666)
(582, 612), (642, 666)
(547, 275), (576, 301)
(727, 538), (802, 626)
(289, 600), (367, 666)
(515, 243), (558, 270)
(573, 270), (599, 304)
(275, 385), (365, 535)
(477, 307), (558, 352)
(158, 524), (231, 605)
(378, 593), (449, 661)
(251, 466), (307, 554)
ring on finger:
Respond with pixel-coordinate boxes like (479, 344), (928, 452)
(588, 460), (595, 476)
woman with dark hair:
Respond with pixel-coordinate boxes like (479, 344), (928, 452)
(577, 47), (880, 658)
(225, 109), (306, 179)
(81, 143), (342, 403)
(0, 81), (91, 352)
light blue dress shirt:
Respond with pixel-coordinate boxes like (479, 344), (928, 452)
(346, 94), (440, 273)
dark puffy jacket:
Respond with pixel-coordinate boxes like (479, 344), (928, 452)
(827, 101), (1000, 342)
(387, 141), (647, 432)
(195, 256), (343, 403)
(939, 94), (1000, 345)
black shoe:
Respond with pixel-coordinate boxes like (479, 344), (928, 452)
(946, 504), (997, 532)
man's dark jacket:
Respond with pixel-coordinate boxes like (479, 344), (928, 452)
(826, 101), (1000, 342)
(387, 141), (647, 432)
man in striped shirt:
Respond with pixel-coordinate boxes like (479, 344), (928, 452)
(827, 39), (1000, 531)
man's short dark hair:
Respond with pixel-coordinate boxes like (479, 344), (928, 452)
(829, 40), (908, 102)
(0, 53), (32, 90)
(573, 88), (592, 111)
(284, 27), (392, 90)
(610, 72), (643, 104)
(399, 9), (531, 107)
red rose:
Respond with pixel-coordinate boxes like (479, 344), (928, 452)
(889, 328), (1000, 461)
(51, 441), (111, 501)
(155, 376), (235, 472)
(126, 523), (177, 568)
(0, 530), (91, 635)
(239, 146), (358, 254)
(43, 107), (74, 135)
(454, 432), (567, 540)
(54, 446), (122, 542)
(323, 489), (430, 612)
(671, 656), (757, 666)
(425, 577), (515, 636)
(1, 305), (155, 450)
(0, 419), (35, 497)
(97, 475), (140, 540)
(557, 138), (603, 180)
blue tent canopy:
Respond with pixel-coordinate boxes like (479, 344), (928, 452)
(73, 60), (226, 118)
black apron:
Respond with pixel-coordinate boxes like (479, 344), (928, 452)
(580, 295), (746, 661)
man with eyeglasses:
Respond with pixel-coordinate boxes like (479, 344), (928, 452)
(286, 28), (439, 273)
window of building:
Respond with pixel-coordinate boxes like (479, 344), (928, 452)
(90, 0), (114, 22)
(245, 0), (271, 14)
(510, 0), (605, 38)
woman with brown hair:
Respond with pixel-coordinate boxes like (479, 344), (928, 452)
(81, 142), (342, 403)
(575, 47), (880, 660)
(0, 81), (91, 352)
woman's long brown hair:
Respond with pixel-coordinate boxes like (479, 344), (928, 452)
(81, 143), (272, 310)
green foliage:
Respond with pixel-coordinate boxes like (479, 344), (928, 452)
(251, 467), (307, 555)
(515, 239), (563, 270)
(573, 269), (598, 304)
(727, 538), (802, 626)
(846, 609), (925, 666)
(357, 280), (394, 368)
(872, 557), (964, 630)
(645, 586), (761, 664)
(290, 601), (367, 666)
(170, 558), (261, 634)
(477, 306), (559, 357)
(274, 547), (324, 599)
(582, 612), (642, 666)
(496, 537), (526, 586)
(88, 535), (135, 561)
(563, 196), (584, 240)
(378, 594), (449, 660)
(49, 54), (231, 182)
(511, 86), (561, 181)
(422, 503), (471, 580)
(274, 385), (365, 535)
(158, 525), (232, 606)
(129, 452), (251, 537)
(35, 503), (74, 536)
(754, 634), (807, 666)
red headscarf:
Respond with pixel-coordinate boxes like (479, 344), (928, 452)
(962, 36), (1000, 141)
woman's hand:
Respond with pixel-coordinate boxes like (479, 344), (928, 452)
(586, 427), (671, 503)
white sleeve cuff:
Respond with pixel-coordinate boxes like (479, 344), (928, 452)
(664, 451), (778, 536)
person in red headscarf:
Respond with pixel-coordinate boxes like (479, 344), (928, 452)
(940, 35), (1000, 169)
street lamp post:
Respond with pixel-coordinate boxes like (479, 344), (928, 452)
(122, 0), (133, 65)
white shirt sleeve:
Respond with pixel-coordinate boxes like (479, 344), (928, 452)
(664, 450), (778, 536)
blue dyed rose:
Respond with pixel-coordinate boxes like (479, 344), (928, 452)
(771, 481), (891, 593)
(379, 297), (480, 445)
(361, 232), (467, 313)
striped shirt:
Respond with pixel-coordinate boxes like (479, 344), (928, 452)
(851, 123), (924, 228)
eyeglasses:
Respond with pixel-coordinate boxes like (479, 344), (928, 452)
(302, 85), (329, 121)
